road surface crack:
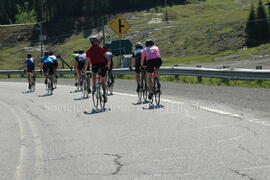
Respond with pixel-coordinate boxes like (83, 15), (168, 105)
(231, 169), (257, 180)
(104, 153), (123, 175)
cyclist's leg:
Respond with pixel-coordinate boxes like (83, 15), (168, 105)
(100, 64), (107, 94)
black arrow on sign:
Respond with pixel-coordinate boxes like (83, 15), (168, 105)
(118, 19), (125, 34)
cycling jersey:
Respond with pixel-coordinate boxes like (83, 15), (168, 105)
(41, 56), (54, 64)
(142, 45), (161, 60)
(50, 55), (57, 62)
(25, 58), (35, 67)
(132, 48), (143, 73)
(75, 54), (86, 62)
(86, 45), (106, 64)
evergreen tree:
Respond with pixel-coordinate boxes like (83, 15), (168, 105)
(256, 0), (269, 41)
(245, 3), (257, 46)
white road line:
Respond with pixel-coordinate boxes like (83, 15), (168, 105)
(217, 136), (243, 143)
(243, 164), (270, 170)
(21, 110), (44, 180)
(0, 102), (26, 180)
(193, 105), (242, 118)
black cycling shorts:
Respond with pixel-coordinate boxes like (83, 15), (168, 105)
(145, 58), (162, 73)
(27, 66), (35, 73)
(43, 63), (54, 75)
(77, 61), (85, 71)
(92, 63), (107, 77)
(53, 61), (58, 69)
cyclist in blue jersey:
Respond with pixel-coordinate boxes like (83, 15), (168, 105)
(40, 51), (54, 84)
(24, 53), (36, 89)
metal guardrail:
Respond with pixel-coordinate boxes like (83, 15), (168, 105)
(0, 67), (270, 80)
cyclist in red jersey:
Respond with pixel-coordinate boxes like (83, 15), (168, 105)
(84, 36), (111, 101)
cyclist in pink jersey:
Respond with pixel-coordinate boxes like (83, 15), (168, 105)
(141, 40), (162, 100)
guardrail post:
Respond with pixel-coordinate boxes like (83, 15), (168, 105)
(256, 66), (263, 85)
(21, 74), (24, 78)
(174, 65), (180, 81)
(7, 74), (10, 78)
(196, 65), (202, 82)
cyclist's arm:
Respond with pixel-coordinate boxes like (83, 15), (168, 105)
(141, 53), (146, 67)
(104, 54), (111, 68)
(84, 57), (90, 72)
(131, 58), (135, 67)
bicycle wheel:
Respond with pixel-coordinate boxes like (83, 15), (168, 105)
(154, 77), (161, 105)
(82, 78), (88, 98)
(143, 77), (148, 102)
(30, 78), (35, 92)
(99, 84), (106, 110)
(53, 74), (57, 89)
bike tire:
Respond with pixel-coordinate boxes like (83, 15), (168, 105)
(154, 77), (161, 105)
(143, 77), (148, 102)
(82, 79), (88, 98)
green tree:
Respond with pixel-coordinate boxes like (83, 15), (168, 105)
(256, 0), (269, 41)
(245, 3), (257, 46)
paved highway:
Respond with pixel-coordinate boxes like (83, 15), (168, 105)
(0, 80), (270, 180)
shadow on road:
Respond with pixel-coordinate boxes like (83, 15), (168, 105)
(74, 97), (89, 101)
(83, 108), (111, 115)
(143, 104), (165, 110)
(70, 90), (81, 94)
(132, 100), (150, 105)
(22, 90), (34, 94)
(38, 94), (53, 97)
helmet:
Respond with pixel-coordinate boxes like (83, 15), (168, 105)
(106, 51), (113, 57)
(78, 49), (84, 54)
(145, 39), (154, 47)
(89, 36), (99, 43)
(134, 42), (143, 49)
(27, 53), (32, 58)
(44, 51), (49, 56)
(73, 50), (79, 54)
(49, 51), (54, 55)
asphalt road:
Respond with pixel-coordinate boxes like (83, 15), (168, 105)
(1, 79), (270, 180)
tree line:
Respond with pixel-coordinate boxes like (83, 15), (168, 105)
(245, 0), (270, 47)
(0, 0), (186, 24)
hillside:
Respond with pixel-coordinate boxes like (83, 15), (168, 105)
(1, 0), (270, 70)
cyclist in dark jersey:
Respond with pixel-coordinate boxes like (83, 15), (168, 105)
(131, 42), (144, 92)
(85, 36), (111, 102)
(25, 53), (36, 89)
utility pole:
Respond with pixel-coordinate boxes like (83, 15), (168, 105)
(102, 17), (106, 47)
(38, 22), (44, 58)
(165, 0), (168, 23)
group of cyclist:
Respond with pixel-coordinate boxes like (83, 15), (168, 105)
(24, 36), (162, 102)
(131, 40), (162, 100)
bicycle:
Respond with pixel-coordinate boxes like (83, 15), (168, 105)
(77, 70), (84, 92)
(138, 67), (148, 102)
(92, 68), (107, 110)
(81, 72), (91, 99)
(44, 70), (54, 95)
(149, 68), (161, 106)
(26, 71), (36, 92)
(106, 70), (114, 95)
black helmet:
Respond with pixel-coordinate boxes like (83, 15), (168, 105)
(73, 50), (79, 54)
(135, 42), (143, 49)
(49, 51), (54, 55)
(145, 39), (154, 47)
(27, 53), (32, 58)
(44, 51), (49, 56)
(78, 49), (84, 54)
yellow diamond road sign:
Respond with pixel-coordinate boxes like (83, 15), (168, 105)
(110, 16), (131, 37)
